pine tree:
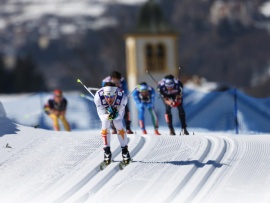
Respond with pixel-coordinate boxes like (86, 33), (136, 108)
(11, 54), (47, 93)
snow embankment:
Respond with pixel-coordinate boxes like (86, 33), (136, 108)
(0, 101), (6, 117)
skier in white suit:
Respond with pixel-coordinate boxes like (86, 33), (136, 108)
(94, 82), (131, 165)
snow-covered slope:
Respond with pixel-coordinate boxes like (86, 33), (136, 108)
(1, 113), (270, 203)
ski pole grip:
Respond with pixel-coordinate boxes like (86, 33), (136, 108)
(77, 79), (95, 97)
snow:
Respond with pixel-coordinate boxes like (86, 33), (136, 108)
(185, 78), (218, 93)
(1, 88), (270, 203)
(0, 0), (147, 26)
(260, 1), (270, 17)
(0, 102), (6, 117)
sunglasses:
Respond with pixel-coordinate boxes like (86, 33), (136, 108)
(165, 84), (174, 88)
(104, 95), (116, 99)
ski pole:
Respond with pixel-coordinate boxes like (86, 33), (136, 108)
(146, 70), (167, 105)
(80, 93), (94, 101)
(146, 70), (158, 85)
(127, 85), (139, 98)
(77, 79), (95, 97)
(23, 110), (42, 119)
(88, 87), (100, 91)
(178, 66), (182, 79)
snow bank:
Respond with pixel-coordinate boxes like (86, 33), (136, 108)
(0, 101), (6, 117)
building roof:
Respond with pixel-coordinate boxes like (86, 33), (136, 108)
(132, 0), (176, 34)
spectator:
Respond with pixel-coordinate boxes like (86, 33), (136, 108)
(44, 89), (71, 131)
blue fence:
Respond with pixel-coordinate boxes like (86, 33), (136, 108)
(183, 88), (270, 133)
(0, 88), (269, 134)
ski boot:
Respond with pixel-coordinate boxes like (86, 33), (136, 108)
(121, 146), (131, 165)
(154, 129), (161, 135)
(169, 127), (176, 136)
(103, 146), (112, 165)
(142, 129), (147, 134)
(165, 114), (175, 135)
(125, 120), (134, 134)
(126, 128), (134, 134)
(181, 128), (189, 135)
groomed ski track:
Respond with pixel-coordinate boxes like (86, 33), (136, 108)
(1, 124), (270, 203)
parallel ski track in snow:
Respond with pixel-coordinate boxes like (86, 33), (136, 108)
(79, 134), (240, 203)
(170, 136), (238, 203)
(205, 136), (270, 203)
(3, 125), (270, 203)
(46, 133), (146, 203)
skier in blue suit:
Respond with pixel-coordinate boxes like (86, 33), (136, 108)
(132, 82), (160, 135)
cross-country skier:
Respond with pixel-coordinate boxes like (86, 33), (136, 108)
(94, 82), (131, 165)
(132, 82), (161, 135)
(102, 71), (134, 134)
(157, 74), (189, 135)
(44, 89), (71, 131)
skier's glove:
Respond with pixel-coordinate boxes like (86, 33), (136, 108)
(171, 94), (182, 107)
(108, 111), (119, 120)
(44, 106), (51, 115)
(171, 100), (181, 107)
(108, 107), (118, 120)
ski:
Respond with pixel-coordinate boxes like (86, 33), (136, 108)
(119, 160), (132, 170)
(100, 160), (132, 170)
(100, 161), (111, 171)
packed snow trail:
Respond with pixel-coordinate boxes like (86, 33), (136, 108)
(1, 120), (270, 203)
